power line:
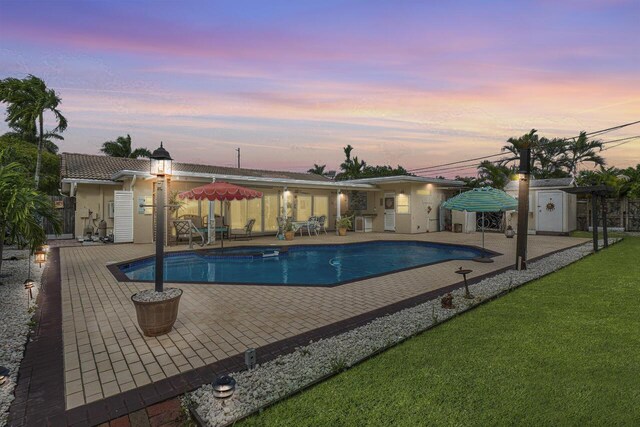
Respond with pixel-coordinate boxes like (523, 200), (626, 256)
(416, 135), (640, 177)
(408, 120), (640, 173)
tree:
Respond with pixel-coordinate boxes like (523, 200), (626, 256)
(334, 145), (409, 181)
(100, 134), (151, 158)
(477, 160), (513, 189)
(0, 134), (60, 195)
(0, 150), (61, 274)
(307, 163), (327, 176)
(0, 75), (67, 189)
(560, 131), (605, 178)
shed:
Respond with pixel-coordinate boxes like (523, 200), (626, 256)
(504, 178), (577, 234)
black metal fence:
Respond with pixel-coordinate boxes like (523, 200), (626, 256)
(577, 197), (640, 231)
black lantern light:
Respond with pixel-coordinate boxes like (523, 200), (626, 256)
(150, 141), (173, 177)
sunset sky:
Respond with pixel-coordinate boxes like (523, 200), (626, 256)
(1, 0), (639, 176)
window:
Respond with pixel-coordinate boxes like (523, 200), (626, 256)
(247, 198), (262, 231)
(296, 195), (312, 220)
(397, 193), (410, 214)
(313, 195), (329, 218)
(263, 193), (279, 231)
(229, 200), (246, 229)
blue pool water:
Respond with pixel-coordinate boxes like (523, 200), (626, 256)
(119, 241), (487, 286)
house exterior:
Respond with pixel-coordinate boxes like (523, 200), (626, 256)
(504, 177), (577, 234)
(59, 153), (464, 243)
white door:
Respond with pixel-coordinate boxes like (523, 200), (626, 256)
(113, 190), (134, 243)
(537, 191), (564, 233)
(384, 193), (396, 231)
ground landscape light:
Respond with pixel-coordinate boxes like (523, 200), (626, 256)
(212, 375), (236, 399)
(0, 366), (9, 385)
(35, 250), (46, 267)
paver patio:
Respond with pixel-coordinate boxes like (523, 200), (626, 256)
(9, 232), (588, 426)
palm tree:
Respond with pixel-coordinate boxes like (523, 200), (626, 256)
(307, 163), (327, 176)
(0, 150), (61, 274)
(560, 131), (605, 178)
(336, 145), (367, 180)
(0, 75), (67, 189)
(100, 134), (151, 158)
(477, 160), (512, 189)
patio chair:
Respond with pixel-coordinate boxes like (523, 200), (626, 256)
(172, 219), (205, 248)
(231, 218), (256, 240)
(317, 215), (328, 235)
(276, 216), (286, 237)
(179, 214), (203, 228)
(299, 216), (320, 236)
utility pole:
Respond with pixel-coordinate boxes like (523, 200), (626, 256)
(515, 148), (531, 270)
(236, 147), (240, 168)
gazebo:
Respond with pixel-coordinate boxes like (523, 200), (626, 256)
(562, 185), (615, 252)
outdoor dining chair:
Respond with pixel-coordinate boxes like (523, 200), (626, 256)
(298, 216), (320, 236)
(231, 218), (256, 240)
(317, 215), (328, 234)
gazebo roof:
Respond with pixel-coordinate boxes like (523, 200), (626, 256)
(562, 185), (615, 196)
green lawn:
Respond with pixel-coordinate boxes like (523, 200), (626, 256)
(241, 238), (640, 426)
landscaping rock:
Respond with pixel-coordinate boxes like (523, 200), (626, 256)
(0, 248), (43, 426)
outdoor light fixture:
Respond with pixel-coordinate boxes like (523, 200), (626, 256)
(150, 141), (173, 177)
(212, 375), (236, 399)
(150, 142), (172, 293)
(0, 366), (9, 385)
(24, 279), (35, 308)
(35, 250), (47, 267)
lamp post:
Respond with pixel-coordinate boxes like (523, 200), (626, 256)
(515, 148), (531, 270)
(150, 142), (172, 293)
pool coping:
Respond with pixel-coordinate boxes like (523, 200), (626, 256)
(106, 240), (502, 287)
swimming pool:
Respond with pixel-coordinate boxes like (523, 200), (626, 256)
(116, 241), (492, 287)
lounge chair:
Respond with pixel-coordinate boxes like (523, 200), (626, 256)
(231, 218), (256, 240)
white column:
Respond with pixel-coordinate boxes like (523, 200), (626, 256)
(283, 187), (288, 218)
(336, 190), (341, 235)
(208, 178), (216, 245)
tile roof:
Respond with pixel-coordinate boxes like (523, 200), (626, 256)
(60, 153), (331, 182)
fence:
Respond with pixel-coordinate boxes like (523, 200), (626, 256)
(44, 196), (75, 238)
(577, 197), (640, 231)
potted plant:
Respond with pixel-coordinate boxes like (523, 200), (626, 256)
(337, 216), (352, 236)
(283, 218), (295, 241)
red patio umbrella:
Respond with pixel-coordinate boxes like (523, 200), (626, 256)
(179, 181), (263, 201)
(178, 181), (263, 247)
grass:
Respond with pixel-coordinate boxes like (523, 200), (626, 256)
(241, 237), (640, 426)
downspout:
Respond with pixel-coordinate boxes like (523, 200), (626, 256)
(130, 174), (137, 190)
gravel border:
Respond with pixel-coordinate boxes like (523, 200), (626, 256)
(0, 249), (43, 427)
(187, 239), (621, 427)
(131, 288), (182, 302)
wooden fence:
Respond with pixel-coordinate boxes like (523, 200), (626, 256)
(44, 195), (75, 238)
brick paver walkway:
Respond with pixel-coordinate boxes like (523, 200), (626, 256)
(8, 232), (587, 426)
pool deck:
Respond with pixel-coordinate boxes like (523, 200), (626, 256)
(10, 231), (588, 426)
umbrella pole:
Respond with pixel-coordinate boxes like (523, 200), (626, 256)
(474, 211), (494, 263)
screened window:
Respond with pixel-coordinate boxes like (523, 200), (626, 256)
(313, 195), (329, 217)
(397, 193), (410, 214)
(296, 195), (312, 220)
(263, 193), (279, 231)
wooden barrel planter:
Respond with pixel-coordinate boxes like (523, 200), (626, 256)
(131, 289), (183, 336)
